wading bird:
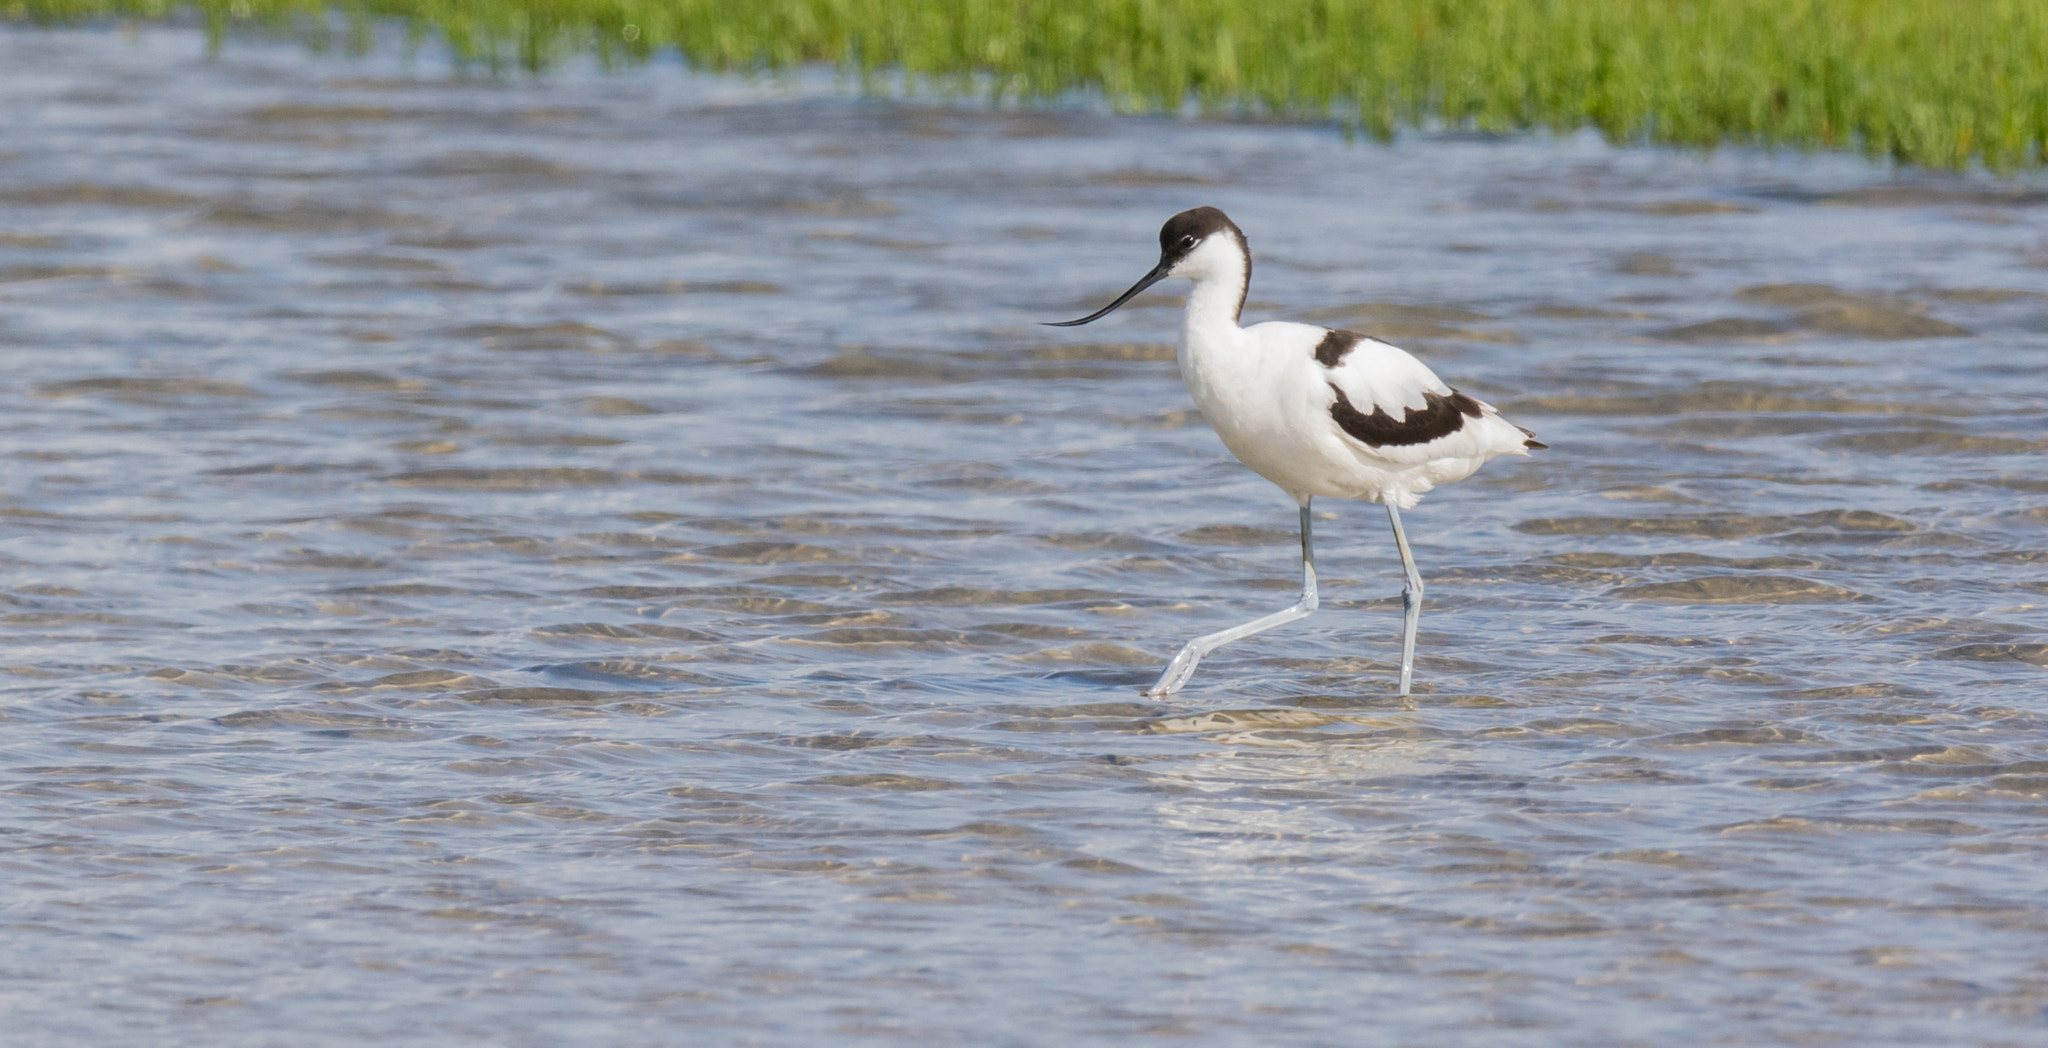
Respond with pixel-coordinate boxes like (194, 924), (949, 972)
(1048, 207), (1543, 697)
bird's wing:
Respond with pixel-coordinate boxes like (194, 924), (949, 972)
(1312, 328), (1530, 464)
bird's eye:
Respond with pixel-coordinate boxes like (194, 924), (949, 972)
(1181, 235), (1196, 246)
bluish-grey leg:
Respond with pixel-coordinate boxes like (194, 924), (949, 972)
(1147, 502), (1318, 697)
(1385, 503), (1424, 696)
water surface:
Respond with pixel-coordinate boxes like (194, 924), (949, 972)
(3, 22), (2047, 1047)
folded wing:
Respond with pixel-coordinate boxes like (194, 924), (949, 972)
(1313, 329), (1538, 465)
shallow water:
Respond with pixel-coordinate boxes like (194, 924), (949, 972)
(3, 21), (2047, 1047)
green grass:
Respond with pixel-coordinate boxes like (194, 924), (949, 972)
(13, 0), (2048, 170)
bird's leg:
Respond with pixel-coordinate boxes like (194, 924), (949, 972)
(1385, 503), (1425, 696)
(1147, 502), (1318, 698)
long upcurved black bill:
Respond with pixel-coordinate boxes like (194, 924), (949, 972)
(1043, 259), (1171, 327)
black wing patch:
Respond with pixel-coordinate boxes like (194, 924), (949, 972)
(1314, 329), (1362, 367)
(1329, 384), (1484, 448)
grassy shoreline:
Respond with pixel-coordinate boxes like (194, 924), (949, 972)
(12, 0), (2048, 170)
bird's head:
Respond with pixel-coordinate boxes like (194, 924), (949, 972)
(1046, 206), (1246, 327)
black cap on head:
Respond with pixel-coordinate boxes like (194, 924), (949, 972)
(1158, 206), (1242, 260)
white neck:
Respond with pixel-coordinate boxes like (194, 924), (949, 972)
(1180, 241), (1249, 337)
